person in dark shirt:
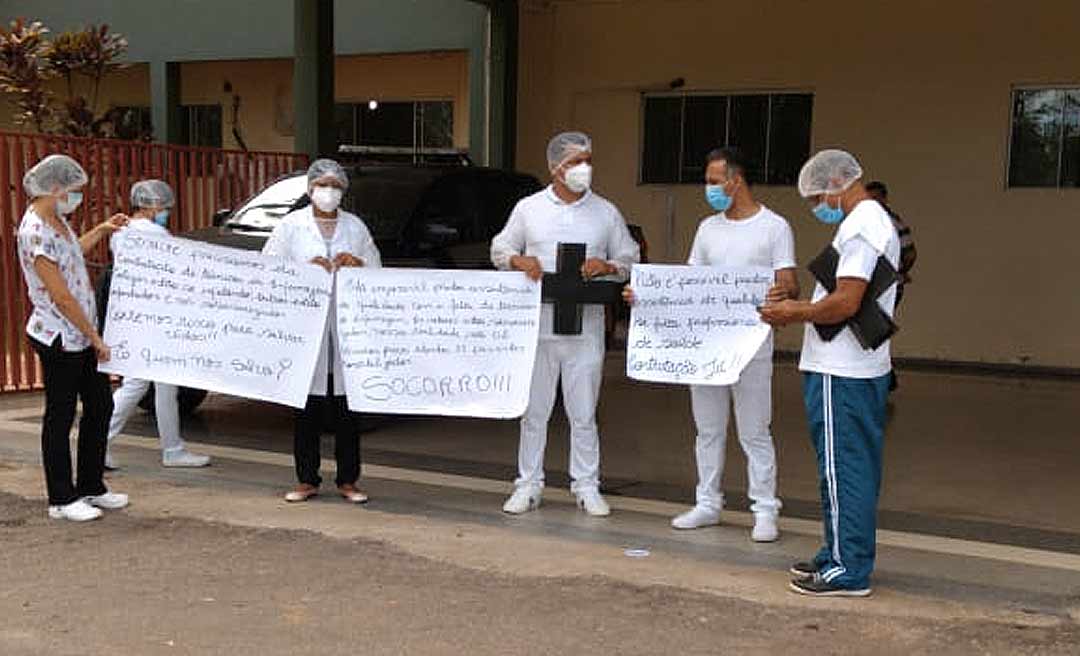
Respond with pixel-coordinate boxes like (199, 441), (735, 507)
(866, 181), (916, 392)
(865, 181), (916, 305)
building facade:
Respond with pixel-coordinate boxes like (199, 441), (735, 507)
(1, 0), (490, 158)
(515, 0), (1080, 369)
(3, 0), (1078, 369)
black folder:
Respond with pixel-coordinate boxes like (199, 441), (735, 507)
(807, 245), (899, 350)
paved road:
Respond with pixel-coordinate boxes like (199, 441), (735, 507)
(2, 361), (1080, 654)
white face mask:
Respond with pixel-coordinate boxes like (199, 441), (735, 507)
(563, 163), (592, 194)
(310, 186), (343, 213)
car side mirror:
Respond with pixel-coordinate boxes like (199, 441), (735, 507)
(212, 208), (232, 227)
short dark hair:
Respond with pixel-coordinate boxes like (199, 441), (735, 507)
(705, 146), (750, 185)
(865, 180), (889, 198)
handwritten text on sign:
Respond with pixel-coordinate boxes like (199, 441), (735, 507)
(336, 269), (541, 418)
(100, 233), (331, 408)
(626, 264), (772, 386)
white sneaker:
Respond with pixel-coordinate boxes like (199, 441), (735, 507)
(751, 514), (780, 542)
(575, 489), (611, 517)
(162, 449), (211, 468)
(48, 499), (103, 522)
(502, 486), (542, 514)
(103, 450), (118, 471)
(84, 491), (130, 511)
(671, 505), (721, 530)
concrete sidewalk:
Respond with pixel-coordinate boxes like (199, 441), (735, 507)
(36, 355), (1079, 549)
(1, 393), (1079, 628)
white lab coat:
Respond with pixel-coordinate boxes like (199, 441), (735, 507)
(490, 186), (639, 492)
(262, 207), (382, 396)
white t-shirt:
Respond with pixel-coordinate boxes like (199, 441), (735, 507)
(687, 205), (796, 360)
(799, 200), (900, 379)
(490, 186), (640, 343)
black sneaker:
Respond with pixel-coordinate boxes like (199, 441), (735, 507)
(789, 561), (818, 578)
(789, 574), (871, 598)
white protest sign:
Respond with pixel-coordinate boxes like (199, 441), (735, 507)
(100, 232), (332, 408)
(626, 264), (772, 386)
(336, 268), (541, 418)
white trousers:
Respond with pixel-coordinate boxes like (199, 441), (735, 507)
(689, 357), (780, 517)
(516, 338), (605, 493)
(107, 378), (185, 454)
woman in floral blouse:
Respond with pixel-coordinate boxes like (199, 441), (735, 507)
(17, 154), (130, 522)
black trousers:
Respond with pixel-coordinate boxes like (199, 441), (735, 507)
(31, 337), (112, 506)
(293, 388), (361, 487)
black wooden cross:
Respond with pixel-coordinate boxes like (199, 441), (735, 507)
(807, 244), (899, 350)
(541, 242), (623, 335)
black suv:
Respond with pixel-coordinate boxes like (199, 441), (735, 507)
(186, 164), (543, 269)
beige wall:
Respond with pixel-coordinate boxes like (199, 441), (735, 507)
(180, 59), (293, 152)
(179, 51), (470, 153)
(517, 0), (1080, 368)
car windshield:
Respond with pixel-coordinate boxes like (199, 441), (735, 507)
(349, 169), (442, 241)
(223, 168), (440, 241)
(226, 175), (309, 231)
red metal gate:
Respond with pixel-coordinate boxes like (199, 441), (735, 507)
(0, 131), (309, 392)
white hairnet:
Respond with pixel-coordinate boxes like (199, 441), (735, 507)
(797, 149), (864, 198)
(546, 131), (592, 171)
(307, 158), (348, 188)
(23, 154), (88, 198)
(130, 179), (175, 209)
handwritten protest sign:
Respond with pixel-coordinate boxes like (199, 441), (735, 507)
(100, 232), (332, 408)
(626, 264), (772, 386)
(336, 268), (541, 418)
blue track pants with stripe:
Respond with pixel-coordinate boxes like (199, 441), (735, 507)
(802, 372), (890, 590)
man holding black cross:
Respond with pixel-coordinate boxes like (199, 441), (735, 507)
(491, 131), (640, 516)
(758, 149), (900, 597)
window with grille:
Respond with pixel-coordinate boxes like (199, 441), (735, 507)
(640, 92), (813, 185)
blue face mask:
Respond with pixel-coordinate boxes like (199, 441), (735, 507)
(153, 209), (170, 227)
(56, 190), (83, 215)
(705, 184), (733, 212)
(812, 198), (845, 224)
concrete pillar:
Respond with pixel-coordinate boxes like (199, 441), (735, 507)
(293, 0), (335, 159)
(150, 60), (181, 144)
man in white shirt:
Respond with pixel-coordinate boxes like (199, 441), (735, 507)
(262, 159), (382, 505)
(491, 131), (640, 516)
(105, 180), (211, 469)
(627, 147), (799, 542)
(759, 150), (900, 598)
